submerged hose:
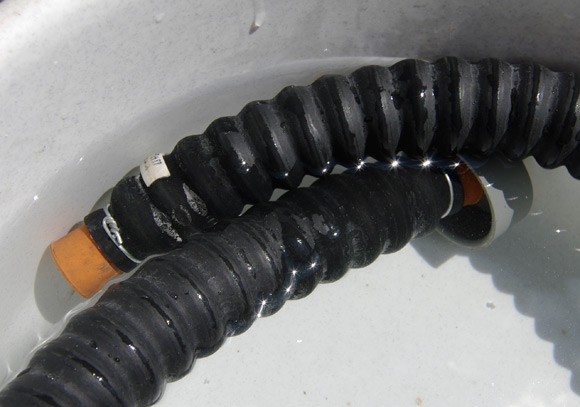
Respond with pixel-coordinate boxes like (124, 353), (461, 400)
(1, 166), (453, 407)
(4, 56), (579, 405)
(73, 57), (580, 279)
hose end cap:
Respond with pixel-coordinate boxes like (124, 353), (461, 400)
(456, 162), (484, 206)
(50, 224), (122, 298)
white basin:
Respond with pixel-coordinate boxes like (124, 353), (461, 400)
(1, 1), (580, 405)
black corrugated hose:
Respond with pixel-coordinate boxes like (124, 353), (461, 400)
(0, 57), (579, 406)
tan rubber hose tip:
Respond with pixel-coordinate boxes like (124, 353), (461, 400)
(456, 162), (484, 207)
(50, 224), (122, 298)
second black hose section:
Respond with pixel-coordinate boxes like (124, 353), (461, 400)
(94, 56), (580, 270)
(1, 166), (451, 407)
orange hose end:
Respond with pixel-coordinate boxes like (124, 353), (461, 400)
(50, 224), (122, 298)
(456, 162), (484, 207)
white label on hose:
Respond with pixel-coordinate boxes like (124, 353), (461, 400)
(140, 153), (171, 187)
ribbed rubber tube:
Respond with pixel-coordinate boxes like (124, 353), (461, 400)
(92, 57), (580, 270)
(1, 166), (451, 407)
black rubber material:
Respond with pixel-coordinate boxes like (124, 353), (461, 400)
(0, 166), (451, 407)
(85, 57), (580, 271)
(2, 56), (580, 406)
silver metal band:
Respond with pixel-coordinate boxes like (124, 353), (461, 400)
(102, 205), (142, 264)
(441, 172), (454, 219)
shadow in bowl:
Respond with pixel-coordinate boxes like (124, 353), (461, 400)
(412, 200), (580, 396)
